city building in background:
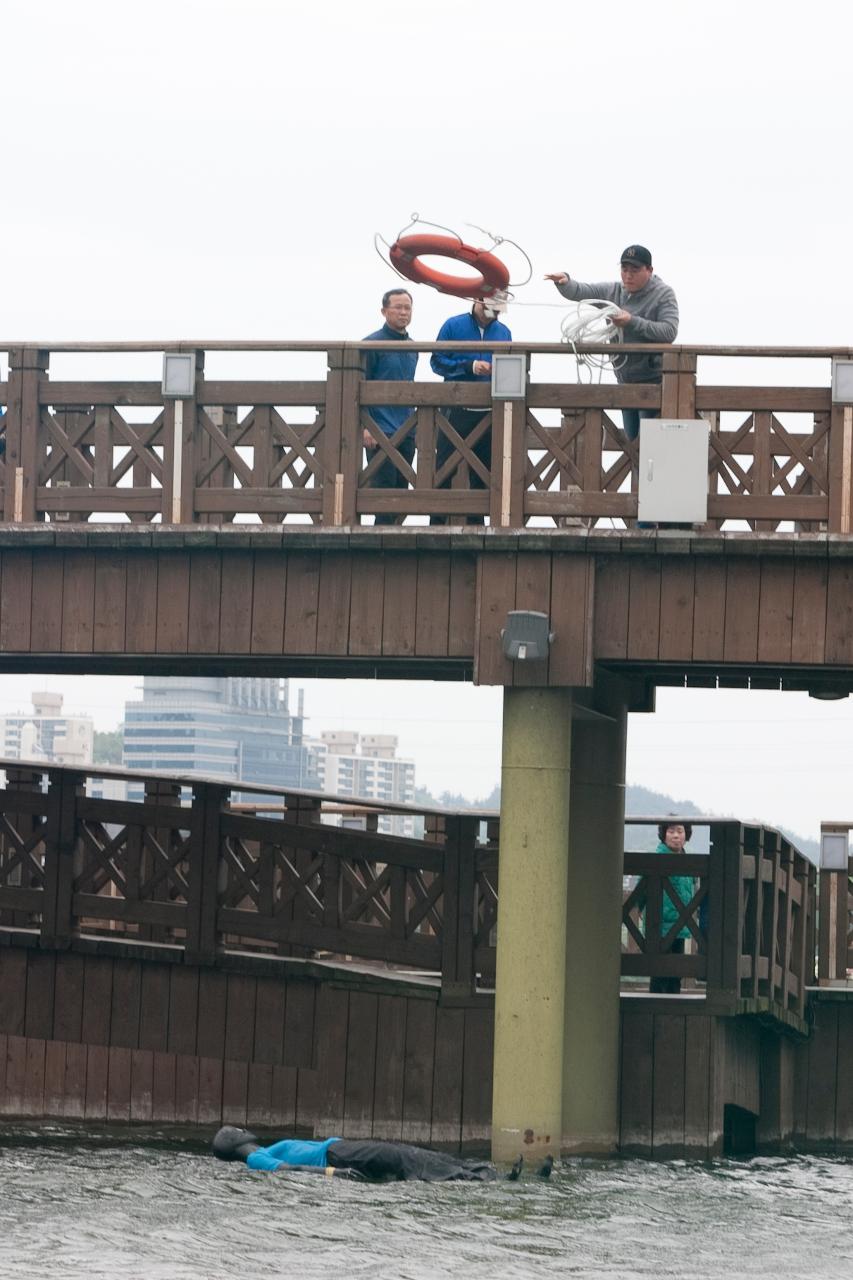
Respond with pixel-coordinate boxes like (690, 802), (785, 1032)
(310, 731), (416, 835)
(0, 691), (93, 767)
(122, 677), (320, 800)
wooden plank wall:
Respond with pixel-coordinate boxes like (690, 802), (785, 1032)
(618, 1005), (765, 1159)
(4, 539), (850, 685)
(0, 546), (478, 672)
(3, 939), (851, 1156)
(0, 944), (494, 1153)
(595, 553), (834, 670)
(792, 995), (853, 1153)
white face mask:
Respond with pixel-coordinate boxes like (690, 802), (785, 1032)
(481, 290), (509, 323)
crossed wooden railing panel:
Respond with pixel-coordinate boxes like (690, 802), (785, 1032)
(0, 342), (849, 529)
(0, 763), (818, 1018)
(622, 819), (816, 1019)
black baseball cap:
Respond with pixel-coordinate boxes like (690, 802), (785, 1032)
(620, 245), (652, 268)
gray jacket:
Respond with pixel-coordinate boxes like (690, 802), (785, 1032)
(556, 273), (679, 383)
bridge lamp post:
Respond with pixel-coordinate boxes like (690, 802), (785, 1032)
(491, 354), (527, 528)
(162, 353), (196, 524)
(820, 829), (850, 984)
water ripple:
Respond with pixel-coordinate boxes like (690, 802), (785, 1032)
(1, 1139), (852, 1278)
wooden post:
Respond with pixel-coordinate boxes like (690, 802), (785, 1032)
(325, 346), (361, 526)
(828, 403), (853, 534)
(40, 767), (81, 950)
(5, 347), (48, 522)
(660, 351), (697, 420)
(441, 815), (477, 998)
(818, 862), (849, 983)
(491, 398), (526, 528)
(184, 782), (226, 966)
(707, 821), (743, 1010)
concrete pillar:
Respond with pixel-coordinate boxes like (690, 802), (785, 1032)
(561, 684), (628, 1154)
(491, 687), (572, 1164)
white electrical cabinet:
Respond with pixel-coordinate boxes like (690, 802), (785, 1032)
(637, 419), (710, 524)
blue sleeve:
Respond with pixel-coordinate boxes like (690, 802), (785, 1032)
(246, 1150), (285, 1172)
(431, 318), (474, 380)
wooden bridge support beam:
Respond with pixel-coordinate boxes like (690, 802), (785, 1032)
(491, 687), (572, 1165)
(562, 682), (628, 1154)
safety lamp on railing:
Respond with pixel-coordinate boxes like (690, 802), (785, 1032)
(820, 831), (849, 870)
(161, 353), (195, 399)
(162, 352), (195, 524)
(490, 354), (526, 401)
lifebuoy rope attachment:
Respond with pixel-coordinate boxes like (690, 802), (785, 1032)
(389, 234), (511, 300)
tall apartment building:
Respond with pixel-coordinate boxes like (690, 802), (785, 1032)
(311, 731), (416, 836)
(0, 691), (93, 767)
(122, 677), (320, 799)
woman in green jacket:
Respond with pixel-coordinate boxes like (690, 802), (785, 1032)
(650, 819), (694, 994)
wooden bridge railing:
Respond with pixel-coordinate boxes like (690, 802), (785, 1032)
(0, 763), (497, 998)
(0, 763), (815, 1019)
(0, 340), (850, 531)
(623, 819), (816, 1020)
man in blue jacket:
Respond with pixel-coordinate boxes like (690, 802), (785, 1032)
(430, 297), (511, 525)
(362, 288), (418, 526)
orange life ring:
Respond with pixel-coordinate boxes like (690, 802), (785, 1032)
(389, 234), (510, 299)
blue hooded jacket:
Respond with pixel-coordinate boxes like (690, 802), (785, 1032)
(362, 323), (418, 437)
(430, 311), (512, 382)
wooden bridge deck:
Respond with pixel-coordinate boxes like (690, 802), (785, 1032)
(0, 526), (850, 695)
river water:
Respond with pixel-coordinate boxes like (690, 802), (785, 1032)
(1, 1130), (851, 1279)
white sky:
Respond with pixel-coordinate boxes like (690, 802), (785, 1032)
(3, 0), (853, 842)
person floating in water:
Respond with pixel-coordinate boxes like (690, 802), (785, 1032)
(212, 1126), (553, 1182)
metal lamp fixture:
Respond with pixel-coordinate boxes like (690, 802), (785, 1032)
(831, 359), (853, 404)
(490, 353), (527, 400)
(820, 832), (849, 870)
(161, 353), (195, 399)
(501, 610), (554, 661)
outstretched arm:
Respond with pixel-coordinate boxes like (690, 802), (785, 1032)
(544, 273), (621, 304)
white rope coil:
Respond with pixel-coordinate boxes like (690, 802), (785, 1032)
(560, 300), (627, 382)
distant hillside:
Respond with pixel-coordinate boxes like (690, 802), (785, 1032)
(415, 781), (819, 863)
(625, 784), (819, 862)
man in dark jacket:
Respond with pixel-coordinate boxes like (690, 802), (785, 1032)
(430, 298), (512, 525)
(211, 1131), (491, 1177)
(211, 1125), (540, 1182)
(545, 246), (678, 440)
(362, 288), (418, 525)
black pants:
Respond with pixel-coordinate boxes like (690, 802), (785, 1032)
(430, 407), (490, 526)
(650, 937), (685, 994)
(327, 1139), (497, 1182)
(621, 406), (659, 442)
(365, 435), (415, 526)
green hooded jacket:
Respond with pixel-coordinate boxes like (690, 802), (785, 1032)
(654, 840), (694, 941)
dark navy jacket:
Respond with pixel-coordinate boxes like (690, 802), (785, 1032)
(362, 324), (418, 437)
(430, 311), (512, 382)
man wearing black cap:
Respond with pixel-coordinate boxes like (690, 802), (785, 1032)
(545, 246), (679, 441)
